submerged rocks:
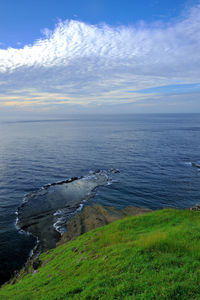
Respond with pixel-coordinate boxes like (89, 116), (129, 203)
(191, 162), (200, 169)
(57, 204), (152, 246)
(109, 168), (120, 174)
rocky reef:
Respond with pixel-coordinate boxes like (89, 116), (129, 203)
(16, 168), (152, 262)
(17, 170), (110, 255)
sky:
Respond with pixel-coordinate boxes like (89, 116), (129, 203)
(0, 0), (200, 115)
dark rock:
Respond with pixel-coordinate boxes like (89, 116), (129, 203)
(72, 247), (79, 253)
(191, 162), (200, 169)
(32, 259), (41, 270)
(190, 204), (200, 211)
(109, 168), (120, 174)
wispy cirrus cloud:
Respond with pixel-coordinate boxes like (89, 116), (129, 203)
(0, 4), (200, 112)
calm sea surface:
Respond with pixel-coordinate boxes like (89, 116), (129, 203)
(1, 114), (200, 284)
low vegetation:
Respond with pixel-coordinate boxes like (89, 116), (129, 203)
(1, 208), (200, 299)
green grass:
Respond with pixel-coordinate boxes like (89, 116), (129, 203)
(1, 209), (200, 299)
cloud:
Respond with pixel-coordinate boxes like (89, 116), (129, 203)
(0, 4), (200, 111)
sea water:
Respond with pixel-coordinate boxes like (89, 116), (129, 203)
(0, 113), (200, 284)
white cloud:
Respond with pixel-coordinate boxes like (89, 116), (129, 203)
(0, 4), (200, 111)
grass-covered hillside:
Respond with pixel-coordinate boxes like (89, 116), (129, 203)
(1, 209), (200, 299)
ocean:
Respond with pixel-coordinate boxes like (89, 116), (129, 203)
(0, 113), (200, 284)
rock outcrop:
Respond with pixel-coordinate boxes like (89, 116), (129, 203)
(190, 204), (200, 211)
(57, 204), (152, 246)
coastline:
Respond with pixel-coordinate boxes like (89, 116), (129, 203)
(15, 170), (118, 260)
(3, 163), (200, 287)
(5, 202), (152, 287)
(2, 206), (200, 299)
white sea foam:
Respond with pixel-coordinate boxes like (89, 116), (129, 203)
(53, 209), (64, 216)
(184, 162), (192, 166)
(28, 236), (39, 259)
(53, 200), (86, 234)
(76, 203), (84, 212)
(14, 210), (22, 232)
(106, 180), (113, 186)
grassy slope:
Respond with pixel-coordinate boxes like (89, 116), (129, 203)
(1, 209), (200, 299)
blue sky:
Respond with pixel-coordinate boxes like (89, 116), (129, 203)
(0, 0), (200, 115)
(0, 0), (187, 48)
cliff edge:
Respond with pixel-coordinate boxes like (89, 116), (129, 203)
(58, 204), (152, 245)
